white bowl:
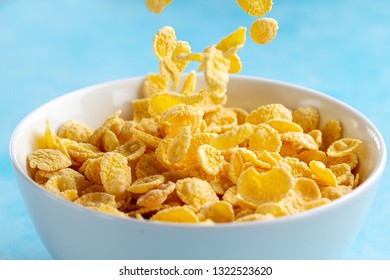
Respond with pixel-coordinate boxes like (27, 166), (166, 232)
(9, 76), (386, 259)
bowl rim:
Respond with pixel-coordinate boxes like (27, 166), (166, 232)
(9, 75), (388, 229)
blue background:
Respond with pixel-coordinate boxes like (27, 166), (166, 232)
(1, 0), (389, 259)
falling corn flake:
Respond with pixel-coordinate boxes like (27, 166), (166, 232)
(145, 0), (172, 14)
(236, 0), (273, 17)
(250, 17), (279, 45)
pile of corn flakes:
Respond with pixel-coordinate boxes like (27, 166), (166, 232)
(27, 22), (362, 224)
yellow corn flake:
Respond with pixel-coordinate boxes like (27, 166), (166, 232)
(250, 17), (278, 45)
(292, 106), (319, 133)
(160, 103), (205, 131)
(216, 27), (246, 74)
(129, 127), (161, 149)
(159, 56), (181, 90)
(150, 206), (199, 223)
(222, 186), (239, 207)
(181, 132), (217, 166)
(329, 163), (355, 187)
(62, 139), (101, 164)
(281, 132), (319, 151)
(57, 120), (92, 143)
(155, 138), (187, 170)
(80, 184), (106, 195)
(199, 201), (234, 223)
(237, 166), (294, 204)
(176, 177), (219, 209)
(321, 120), (342, 150)
(229, 107), (249, 125)
(136, 118), (161, 137)
(256, 150), (281, 167)
(297, 150), (327, 165)
(100, 152), (132, 196)
(137, 189), (168, 208)
(327, 138), (362, 158)
(89, 204), (127, 218)
(216, 26), (246, 55)
(246, 103), (292, 125)
(203, 46), (230, 99)
(150, 91), (206, 116)
(321, 185), (352, 201)
(37, 168), (91, 192)
(167, 127), (192, 163)
(44, 121), (70, 158)
(137, 154), (167, 179)
(266, 119), (303, 134)
(293, 178), (321, 201)
(171, 41), (191, 73)
(180, 70), (197, 95)
(235, 148), (271, 169)
(75, 192), (117, 208)
(153, 26), (177, 61)
(128, 174), (165, 194)
(228, 152), (245, 184)
(137, 181), (175, 208)
(304, 198), (331, 210)
(255, 202), (289, 217)
(248, 124), (282, 153)
(309, 160), (337, 187)
(279, 142), (299, 158)
(102, 129), (120, 152)
(118, 121), (136, 144)
(88, 110), (123, 147)
(142, 73), (168, 98)
(131, 98), (151, 122)
(197, 144), (226, 176)
(80, 157), (103, 185)
(280, 157), (312, 179)
(308, 129), (322, 147)
(44, 174), (77, 193)
(114, 138), (146, 162)
(203, 107), (237, 133)
(59, 190), (79, 202)
(145, 0), (172, 14)
(28, 149), (72, 171)
(235, 213), (274, 223)
(236, 0), (273, 17)
(327, 152), (359, 170)
(211, 123), (253, 150)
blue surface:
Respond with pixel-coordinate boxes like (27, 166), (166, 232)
(1, 0), (389, 259)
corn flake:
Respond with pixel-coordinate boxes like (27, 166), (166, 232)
(150, 206), (199, 223)
(128, 174), (165, 194)
(237, 166), (294, 204)
(176, 177), (219, 209)
(236, 0), (273, 17)
(327, 138), (362, 158)
(250, 17), (278, 45)
(292, 106), (319, 133)
(197, 144), (226, 176)
(247, 103), (292, 125)
(57, 120), (92, 143)
(248, 124), (281, 153)
(200, 201), (234, 223)
(28, 149), (72, 171)
(100, 152), (132, 196)
(145, 0), (172, 14)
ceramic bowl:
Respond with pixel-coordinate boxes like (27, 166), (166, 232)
(9, 76), (386, 259)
